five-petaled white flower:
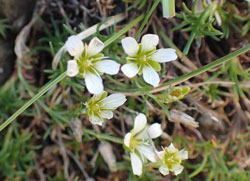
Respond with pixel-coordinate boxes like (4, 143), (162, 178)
(121, 34), (177, 87)
(85, 91), (126, 126)
(156, 143), (188, 176)
(65, 35), (120, 94)
(124, 113), (163, 176)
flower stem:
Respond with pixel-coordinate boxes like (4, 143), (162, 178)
(83, 128), (123, 144)
(135, 0), (161, 39)
(183, 32), (196, 55)
(0, 72), (67, 131)
(189, 152), (208, 178)
(104, 14), (144, 47)
(159, 30), (197, 70)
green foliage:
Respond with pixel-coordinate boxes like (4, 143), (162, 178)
(214, 2), (250, 38)
(175, 2), (222, 37)
(123, 0), (148, 10)
(209, 58), (250, 100)
(0, 1), (249, 180)
(203, 57), (250, 102)
(0, 78), (23, 120)
(38, 18), (72, 55)
(0, 125), (36, 180)
(204, 84), (222, 102)
(174, 1), (223, 54)
(174, 1), (250, 54)
(221, 58), (250, 98)
(0, 19), (9, 37)
(174, 136), (250, 181)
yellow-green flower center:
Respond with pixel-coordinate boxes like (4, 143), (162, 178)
(76, 47), (104, 77)
(85, 92), (108, 117)
(86, 102), (101, 115)
(162, 150), (182, 170)
(126, 44), (161, 73)
(129, 136), (140, 150)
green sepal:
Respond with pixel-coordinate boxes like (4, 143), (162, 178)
(148, 60), (161, 72)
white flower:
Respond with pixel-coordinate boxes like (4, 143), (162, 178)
(85, 91), (126, 126)
(65, 36), (120, 94)
(121, 34), (177, 87)
(156, 143), (188, 176)
(123, 113), (163, 176)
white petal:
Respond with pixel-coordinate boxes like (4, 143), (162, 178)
(177, 150), (188, 160)
(159, 166), (169, 175)
(151, 48), (177, 62)
(173, 164), (184, 175)
(121, 63), (139, 78)
(121, 37), (139, 56)
(95, 60), (120, 75)
(101, 93), (126, 110)
(141, 34), (159, 52)
(89, 116), (103, 126)
(147, 123), (163, 139)
(130, 152), (142, 176)
(85, 73), (104, 94)
(142, 66), (160, 87)
(124, 133), (132, 147)
(66, 60), (79, 77)
(136, 128), (149, 139)
(168, 143), (178, 153)
(132, 113), (147, 135)
(157, 151), (165, 159)
(137, 145), (157, 162)
(65, 35), (84, 57)
(100, 111), (113, 119)
(87, 37), (104, 56)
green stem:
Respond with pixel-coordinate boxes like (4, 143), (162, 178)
(104, 14), (144, 47)
(0, 72), (67, 131)
(135, 0), (161, 39)
(183, 32), (196, 55)
(161, 45), (250, 87)
(159, 30), (197, 70)
(189, 153), (208, 178)
(83, 128), (123, 144)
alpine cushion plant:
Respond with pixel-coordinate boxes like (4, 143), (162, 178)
(85, 91), (126, 126)
(1, 5), (250, 179)
(65, 35), (120, 94)
(124, 113), (163, 176)
(156, 143), (188, 175)
(121, 34), (177, 87)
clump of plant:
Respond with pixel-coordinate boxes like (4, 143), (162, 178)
(0, 0), (250, 178)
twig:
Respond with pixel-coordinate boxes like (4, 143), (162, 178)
(56, 128), (70, 180)
(66, 149), (91, 179)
